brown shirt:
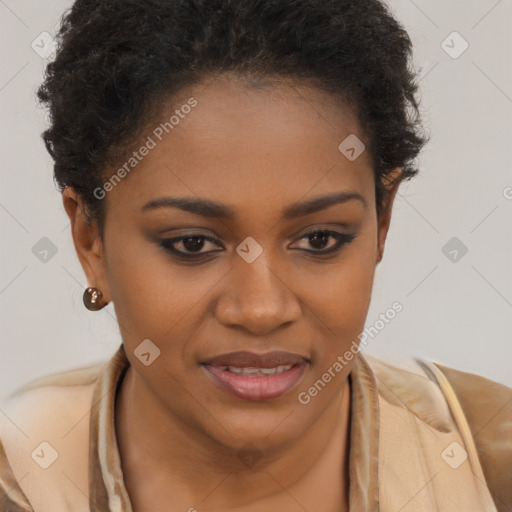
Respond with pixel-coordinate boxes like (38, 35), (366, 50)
(1, 344), (510, 511)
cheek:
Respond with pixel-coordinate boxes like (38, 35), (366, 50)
(104, 232), (185, 341)
(105, 219), (377, 354)
(105, 231), (225, 359)
(300, 233), (377, 338)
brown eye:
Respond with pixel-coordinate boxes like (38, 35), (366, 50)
(292, 230), (356, 255)
(159, 234), (222, 258)
(181, 235), (206, 252)
(308, 231), (331, 250)
(158, 229), (356, 262)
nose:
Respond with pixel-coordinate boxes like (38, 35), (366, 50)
(215, 251), (302, 336)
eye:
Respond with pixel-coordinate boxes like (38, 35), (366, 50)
(291, 229), (357, 255)
(158, 229), (356, 261)
(159, 234), (222, 259)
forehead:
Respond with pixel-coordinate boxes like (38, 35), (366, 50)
(104, 76), (374, 218)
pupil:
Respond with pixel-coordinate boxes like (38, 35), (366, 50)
(310, 231), (328, 249)
(183, 236), (204, 252)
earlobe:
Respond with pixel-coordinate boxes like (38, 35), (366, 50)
(62, 187), (111, 304)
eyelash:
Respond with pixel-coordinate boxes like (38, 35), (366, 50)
(158, 229), (357, 260)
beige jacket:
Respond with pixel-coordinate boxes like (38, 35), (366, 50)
(1, 345), (510, 512)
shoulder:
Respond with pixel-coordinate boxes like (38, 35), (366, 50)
(432, 362), (512, 511)
(362, 354), (455, 431)
(363, 354), (512, 511)
(0, 361), (106, 511)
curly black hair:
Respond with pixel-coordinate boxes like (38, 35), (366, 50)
(37, 0), (428, 242)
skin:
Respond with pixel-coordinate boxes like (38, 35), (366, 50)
(63, 74), (401, 512)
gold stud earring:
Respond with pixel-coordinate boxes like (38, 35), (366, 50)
(83, 287), (107, 311)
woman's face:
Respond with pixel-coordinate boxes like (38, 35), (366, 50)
(67, 76), (398, 454)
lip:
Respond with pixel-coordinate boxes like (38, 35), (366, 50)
(202, 350), (310, 368)
(202, 362), (308, 401)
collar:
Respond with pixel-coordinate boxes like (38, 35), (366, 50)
(89, 345), (379, 512)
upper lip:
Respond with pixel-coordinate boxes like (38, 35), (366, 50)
(202, 351), (310, 368)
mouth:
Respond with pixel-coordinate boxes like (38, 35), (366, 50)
(200, 351), (310, 401)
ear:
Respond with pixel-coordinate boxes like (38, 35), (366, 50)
(62, 187), (111, 304)
(376, 168), (402, 264)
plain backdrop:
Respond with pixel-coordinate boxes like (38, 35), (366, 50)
(1, 0), (511, 402)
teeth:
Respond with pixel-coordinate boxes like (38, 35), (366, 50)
(225, 365), (294, 377)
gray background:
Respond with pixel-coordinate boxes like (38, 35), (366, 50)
(1, 0), (511, 402)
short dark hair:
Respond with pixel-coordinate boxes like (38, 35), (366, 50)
(37, 0), (428, 241)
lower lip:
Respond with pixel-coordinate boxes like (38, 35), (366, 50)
(202, 363), (307, 401)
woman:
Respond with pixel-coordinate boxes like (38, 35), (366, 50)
(1, 0), (510, 511)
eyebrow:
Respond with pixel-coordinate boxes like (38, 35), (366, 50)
(141, 191), (367, 220)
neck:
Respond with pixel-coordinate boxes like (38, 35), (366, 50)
(115, 366), (351, 511)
